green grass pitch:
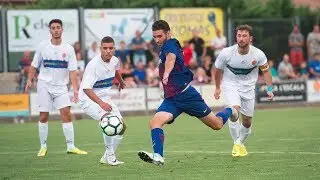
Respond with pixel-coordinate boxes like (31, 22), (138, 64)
(0, 107), (320, 180)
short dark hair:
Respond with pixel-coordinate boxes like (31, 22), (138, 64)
(101, 36), (115, 44)
(152, 20), (170, 32)
(49, 19), (63, 28)
(236, 24), (253, 36)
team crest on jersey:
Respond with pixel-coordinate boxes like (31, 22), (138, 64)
(62, 53), (67, 58)
(252, 60), (257, 65)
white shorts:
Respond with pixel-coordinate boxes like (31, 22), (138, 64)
(222, 86), (255, 117)
(37, 80), (71, 112)
(79, 98), (122, 121)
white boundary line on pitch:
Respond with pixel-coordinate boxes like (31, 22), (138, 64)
(0, 150), (320, 155)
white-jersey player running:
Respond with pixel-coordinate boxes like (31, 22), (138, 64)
(214, 24), (274, 157)
(25, 19), (87, 156)
(79, 36), (127, 166)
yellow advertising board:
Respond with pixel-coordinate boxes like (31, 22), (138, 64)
(0, 94), (29, 117)
(160, 8), (224, 46)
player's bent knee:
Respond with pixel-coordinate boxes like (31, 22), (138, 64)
(213, 123), (223, 130)
(39, 112), (49, 123)
(149, 112), (173, 129)
(241, 115), (252, 128)
(233, 105), (240, 112)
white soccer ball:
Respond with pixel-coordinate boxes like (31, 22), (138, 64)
(100, 115), (123, 136)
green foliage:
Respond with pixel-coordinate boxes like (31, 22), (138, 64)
(20, 0), (319, 19)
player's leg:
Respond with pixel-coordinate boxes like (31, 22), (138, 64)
(237, 98), (255, 157)
(36, 81), (53, 157)
(222, 87), (242, 144)
(38, 112), (49, 157)
(219, 86), (243, 157)
(55, 93), (87, 155)
(80, 99), (124, 165)
(176, 86), (238, 130)
(102, 100), (126, 165)
(138, 99), (181, 165)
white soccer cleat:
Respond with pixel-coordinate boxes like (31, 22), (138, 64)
(138, 151), (164, 166)
(100, 154), (124, 166)
(227, 106), (239, 122)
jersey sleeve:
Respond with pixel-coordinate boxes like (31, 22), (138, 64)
(214, 48), (227, 69)
(81, 63), (97, 89)
(115, 58), (120, 70)
(68, 46), (78, 71)
(162, 41), (178, 56)
(257, 50), (268, 66)
(31, 44), (43, 68)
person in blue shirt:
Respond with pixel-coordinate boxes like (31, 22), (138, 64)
(138, 20), (238, 165)
(309, 53), (320, 79)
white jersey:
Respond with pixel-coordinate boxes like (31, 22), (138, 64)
(31, 40), (77, 86)
(79, 55), (120, 101)
(215, 44), (267, 92)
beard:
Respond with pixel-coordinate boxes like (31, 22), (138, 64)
(237, 41), (249, 48)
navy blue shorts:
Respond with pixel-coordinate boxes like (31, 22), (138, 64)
(157, 86), (212, 124)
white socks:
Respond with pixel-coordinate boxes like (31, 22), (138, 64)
(62, 122), (75, 150)
(238, 124), (251, 145)
(228, 119), (240, 144)
(103, 134), (123, 157)
(38, 121), (48, 149)
(113, 135), (123, 152)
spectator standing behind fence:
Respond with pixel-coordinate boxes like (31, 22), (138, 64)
(87, 41), (100, 60)
(277, 54), (297, 80)
(148, 39), (160, 61)
(308, 53), (320, 79)
(299, 61), (309, 79)
(288, 24), (304, 68)
(189, 29), (206, 66)
(76, 52), (85, 81)
(146, 61), (159, 87)
(211, 29), (227, 58)
(133, 61), (147, 86)
(307, 24), (320, 59)
(121, 62), (137, 88)
(268, 59), (279, 82)
(131, 30), (147, 66)
(202, 55), (213, 83)
(74, 42), (81, 54)
(182, 41), (193, 67)
(14, 50), (33, 123)
(115, 41), (131, 65)
(16, 50), (32, 93)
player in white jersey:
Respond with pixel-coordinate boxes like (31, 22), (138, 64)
(25, 19), (87, 157)
(214, 25), (274, 157)
(79, 36), (127, 166)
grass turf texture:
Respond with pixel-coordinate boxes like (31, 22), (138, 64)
(0, 107), (320, 180)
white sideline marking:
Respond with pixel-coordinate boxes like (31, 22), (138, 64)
(0, 150), (320, 155)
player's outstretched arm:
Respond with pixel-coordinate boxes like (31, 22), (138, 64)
(83, 89), (112, 112)
(213, 49), (226, 99)
(214, 68), (223, 99)
(163, 53), (176, 85)
(260, 63), (274, 101)
(115, 70), (126, 90)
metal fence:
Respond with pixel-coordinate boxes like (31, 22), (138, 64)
(230, 18), (294, 61)
(0, 7), (319, 72)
